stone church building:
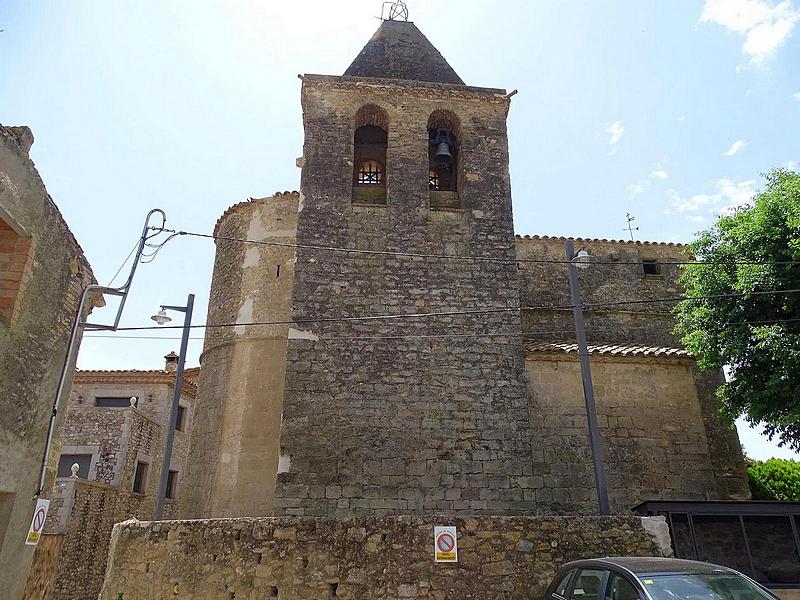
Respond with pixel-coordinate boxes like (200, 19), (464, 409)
(178, 17), (749, 521)
(98, 16), (800, 600)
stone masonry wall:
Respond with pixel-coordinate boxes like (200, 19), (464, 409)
(62, 377), (195, 500)
(99, 515), (672, 600)
(516, 236), (749, 501)
(271, 79), (532, 517)
(182, 193), (298, 518)
(49, 482), (151, 600)
(0, 124), (96, 600)
(526, 352), (723, 513)
(26, 407), (165, 600)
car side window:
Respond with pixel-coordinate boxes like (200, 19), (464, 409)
(572, 569), (607, 600)
(554, 570), (575, 598)
(605, 574), (640, 600)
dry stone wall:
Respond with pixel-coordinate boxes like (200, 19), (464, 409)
(100, 515), (672, 600)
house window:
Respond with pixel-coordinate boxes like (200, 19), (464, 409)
(57, 453), (92, 478)
(0, 216), (34, 326)
(96, 396), (137, 408)
(175, 405), (186, 431)
(356, 160), (383, 185)
(132, 461), (148, 494)
(166, 470), (178, 499)
(642, 259), (661, 276)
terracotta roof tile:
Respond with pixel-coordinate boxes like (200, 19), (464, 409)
(213, 192), (299, 238)
(74, 369), (198, 397)
(525, 343), (691, 358)
(516, 234), (684, 248)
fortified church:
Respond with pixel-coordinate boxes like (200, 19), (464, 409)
(179, 15), (749, 520)
(97, 11), (755, 600)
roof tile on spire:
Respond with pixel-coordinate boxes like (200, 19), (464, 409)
(344, 20), (464, 85)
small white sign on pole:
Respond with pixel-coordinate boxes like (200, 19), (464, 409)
(25, 499), (50, 546)
(434, 525), (458, 562)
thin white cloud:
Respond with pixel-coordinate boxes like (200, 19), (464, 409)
(785, 160), (798, 170)
(627, 183), (644, 194)
(723, 139), (748, 155)
(686, 215), (706, 223)
(667, 179), (756, 216)
(606, 121), (625, 145)
(677, 115), (687, 122)
(792, 92), (800, 101)
(700, 0), (800, 65)
(651, 170), (669, 180)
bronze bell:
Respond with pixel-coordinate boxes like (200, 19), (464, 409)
(435, 141), (452, 161)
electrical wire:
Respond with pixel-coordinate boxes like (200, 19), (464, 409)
(154, 226), (800, 267)
(106, 240), (141, 287)
(108, 288), (800, 332)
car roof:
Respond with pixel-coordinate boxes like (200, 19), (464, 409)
(560, 557), (736, 575)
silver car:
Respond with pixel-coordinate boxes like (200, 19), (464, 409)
(544, 557), (779, 600)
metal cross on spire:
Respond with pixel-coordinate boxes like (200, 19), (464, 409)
(623, 213), (640, 241)
(381, 0), (409, 21)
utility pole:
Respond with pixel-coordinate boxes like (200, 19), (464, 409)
(35, 209), (168, 498)
(153, 294), (194, 520)
(565, 239), (611, 516)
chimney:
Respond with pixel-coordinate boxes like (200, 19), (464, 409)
(164, 351), (179, 372)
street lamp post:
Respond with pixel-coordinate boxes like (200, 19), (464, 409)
(565, 239), (610, 516)
(151, 293), (194, 520)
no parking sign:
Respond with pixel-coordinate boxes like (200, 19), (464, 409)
(25, 499), (50, 546)
(434, 525), (458, 562)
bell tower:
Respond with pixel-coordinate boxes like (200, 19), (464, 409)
(273, 14), (534, 516)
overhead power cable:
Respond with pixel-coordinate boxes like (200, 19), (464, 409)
(154, 227), (800, 267)
(110, 288), (800, 333)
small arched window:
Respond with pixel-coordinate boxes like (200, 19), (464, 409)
(352, 105), (389, 204)
(357, 160), (383, 185)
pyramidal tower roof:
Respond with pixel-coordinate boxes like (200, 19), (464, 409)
(344, 20), (465, 85)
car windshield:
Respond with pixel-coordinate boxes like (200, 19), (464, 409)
(642, 573), (774, 600)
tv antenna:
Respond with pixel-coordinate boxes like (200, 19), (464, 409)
(381, 1), (409, 21)
(623, 213), (639, 241)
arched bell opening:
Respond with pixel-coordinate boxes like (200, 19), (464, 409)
(352, 104), (389, 205)
(427, 109), (461, 209)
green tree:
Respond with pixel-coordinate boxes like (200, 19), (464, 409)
(674, 168), (800, 449)
(747, 458), (800, 501)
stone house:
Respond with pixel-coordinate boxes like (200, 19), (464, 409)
(0, 124), (97, 600)
(22, 355), (198, 600)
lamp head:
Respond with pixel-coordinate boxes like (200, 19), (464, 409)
(150, 308), (172, 325)
(572, 248), (591, 269)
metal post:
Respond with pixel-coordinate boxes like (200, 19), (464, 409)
(154, 293), (194, 520)
(565, 239), (610, 516)
(35, 209), (167, 498)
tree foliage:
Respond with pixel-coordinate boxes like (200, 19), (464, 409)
(674, 168), (800, 449)
(747, 458), (800, 501)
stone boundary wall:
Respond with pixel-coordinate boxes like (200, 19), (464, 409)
(99, 515), (672, 599)
(42, 480), (151, 600)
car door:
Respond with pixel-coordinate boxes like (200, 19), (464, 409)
(570, 568), (609, 600)
(604, 571), (643, 600)
(549, 569), (576, 600)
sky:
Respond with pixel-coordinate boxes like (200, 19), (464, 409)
(1, 1), (798, 460)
